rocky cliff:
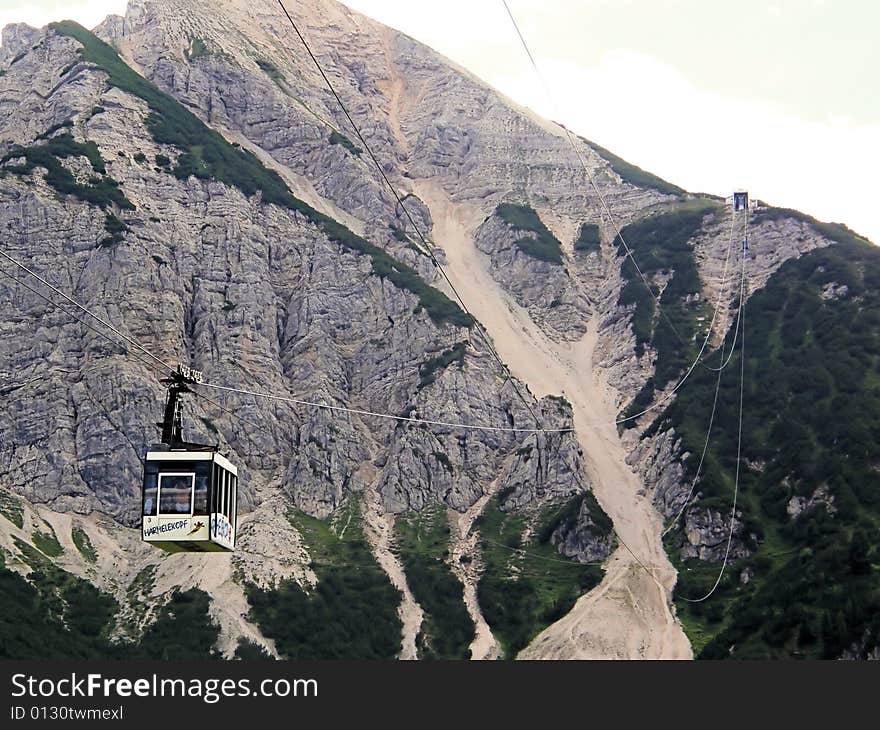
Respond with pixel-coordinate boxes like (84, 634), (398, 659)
(1, 0), (874, 660)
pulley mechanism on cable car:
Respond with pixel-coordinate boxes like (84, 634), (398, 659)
(142, 365), (238, 553)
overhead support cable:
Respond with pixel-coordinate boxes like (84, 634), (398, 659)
(0, 248), (177, 376)
(679, 243), (747, 603)
(196, 379), (572, 434)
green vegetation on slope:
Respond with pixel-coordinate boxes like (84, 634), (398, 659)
(579, 136), (686, 197)
(394, 507), (474, 659)
(256, 58), (284, 85)
(0, 490), (24, 529)
(329, 130), (363, 156)
(246, 502), (403, 659)
(71, 527), (97, 563)
(132, 589), (220, 660)
(49, 20), (294, 208)
(2, 132), (134, 218)
(234, 638), (272, 660)
(101, 212), (130, 247)
(49, 21), (470, 327)
(616, 204), (719, 426)
(475, 494), (605, 658)
(0, 546), (117, 659)
(418, 342), (466, 389)
(32, 524), (63, 557)
(0, 541), (219, 659)
(496, 203), (564, 265)
(1, 129), (133, 245)
(655, 240), (880, 658)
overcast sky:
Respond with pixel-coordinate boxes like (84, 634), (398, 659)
(2, 0), (877, 243)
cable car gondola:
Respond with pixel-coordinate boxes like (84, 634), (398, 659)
(142, 366), (238, 553)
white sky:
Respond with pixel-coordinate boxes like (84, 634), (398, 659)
(1, 0), (877, 243)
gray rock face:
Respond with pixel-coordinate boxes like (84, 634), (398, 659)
(691, 208), (834, 347)
(628, 427), (753, 561)
(1, 23), (41, 63)
(0, 3), (607, 537)
(548, 497), (617, 564)
(495, 396), (583, 510)
(628, 427), (688, 519)
(820, 281), (849, 301)
(786, 484), (836, 520)
(474, 213), (587, 341)
(0, 0), (862, 660)
(679, 507), (750, 563)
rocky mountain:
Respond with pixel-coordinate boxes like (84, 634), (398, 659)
(0, 0), (876, 660)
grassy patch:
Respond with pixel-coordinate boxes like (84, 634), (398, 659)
(127, 565), (157, 601)
(418, 342), (466, 389)
(574, 223), (601, 254)
(50, 21), (470, 327)
(329, 130), (362, 157)
(0, 491), (24, 529)
(246, 502), (403, 659)
(513, 237), (560, 264)
(2, 132), (134, 212)
(256, 58), (284, 85)
(100, 212), (129, 247)
(32, 525), (63, 557)
(475, 495), (604, 657)
(394, 507), (474, 659)
(580, 135), (686, 197)
(71, 527), (97, 563)
(496, 203), (563, 265)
